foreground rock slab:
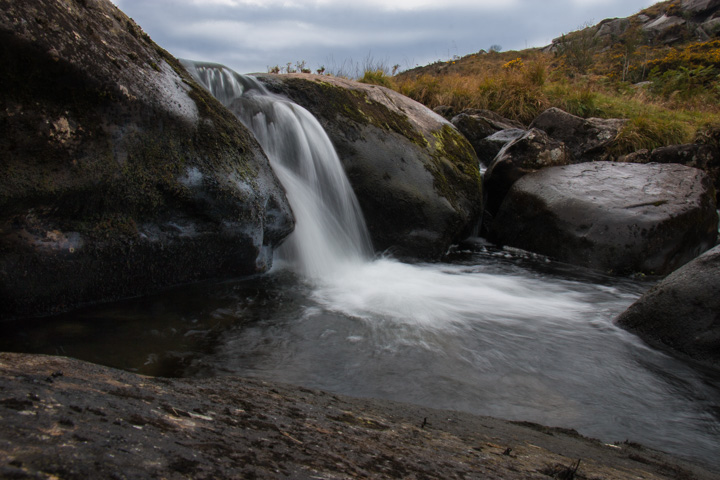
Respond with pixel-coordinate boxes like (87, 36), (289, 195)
(255, 73), (483, 260)
(0, 0), (293, 319)
(617, 244), (720, 368)
(488, 162), (717, 275)
(1, 353), (716, 480)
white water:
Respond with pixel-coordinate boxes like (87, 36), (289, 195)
(182, 61), (372, 279)
(171, 62), (720, 469)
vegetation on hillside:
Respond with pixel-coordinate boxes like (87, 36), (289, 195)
(383, 1), (720, 155)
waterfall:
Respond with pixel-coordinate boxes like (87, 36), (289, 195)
(182, 61), (372, 280)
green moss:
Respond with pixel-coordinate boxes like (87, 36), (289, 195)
(282, 78), (428, 147)
(427, 124), (483, 211)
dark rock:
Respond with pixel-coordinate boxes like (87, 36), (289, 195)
(255, 73), (483, 260)
(451, 109), (525, 165)
(433, 105), (456, 119)
(487, 162), (718, 275)
(530, 107), (626, 162)
(0, 0), (293, 319)
(616, 245), (720, 368)
(483, 128), (571, 220)
(1, 352), (717, 479)
(620, 144), (720, 203)
(475, 128), (528, 168)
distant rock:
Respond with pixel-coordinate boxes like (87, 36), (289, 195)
(616, 244), (720, 368)
(451, 110), (525, 165)
(255, 74), (483, 259)
(0, 0), (293, 318)
(530, 107), (626, 163)
(487, 162), (718, 275)
(483, 128), (570, 220)
(682, 0), (720, 15)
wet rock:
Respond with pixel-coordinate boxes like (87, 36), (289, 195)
(483, 128), (571, 221)
(617, 245), (720, 368)
(450, 109), (525, 165)
(530, 107), (626, 163)
(620, 143), (720, 203)
(0, 0), (294, 319)
(1, 352), (717, 480)
(255, 74), (483, 260)
(487, 162), (718, 275)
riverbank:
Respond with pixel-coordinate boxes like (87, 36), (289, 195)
(0, 352), (715, 479)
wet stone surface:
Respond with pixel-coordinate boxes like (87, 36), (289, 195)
(0, 353), (717, 479)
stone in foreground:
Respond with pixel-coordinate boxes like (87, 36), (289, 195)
(0, 353), (716, 479)
(488, 162), (717, 275)
(616, 244), (720, 368)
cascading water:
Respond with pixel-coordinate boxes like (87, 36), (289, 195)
(182, 60), (372, 280)
(5, 62), (717, 471)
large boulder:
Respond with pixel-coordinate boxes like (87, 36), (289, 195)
(0, 0), (293, 319)
(620, 143), (720, 203)
(616, 245), (720, 368)
(255, 74), (483, 259)
(487, 162), (718, 275)
(482, 128), (571, 221)
(530, 107), (626, 163)
(450, 109), (525, 165)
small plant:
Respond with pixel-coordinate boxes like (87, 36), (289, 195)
(502, 58), (524, 70)
(360, 69), (393, 88)
(267, 65), (280, 74)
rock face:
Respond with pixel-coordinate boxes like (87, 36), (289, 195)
(483, 128), (571, 220)
(450, 109), (525, 165)
(1, 353), (717, 480)
(255, 74), (483, 259)
(487, 162), (718, 275)
(616, 245), (720, 368)
(530, 107), (626, 163)
(0, 0), (293, 319)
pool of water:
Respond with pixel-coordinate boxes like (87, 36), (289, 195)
(2, 242), (719, 469)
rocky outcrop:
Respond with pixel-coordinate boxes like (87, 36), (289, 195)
(530, 107), (626, 163)
(616, 245), (720, 368)
(450, 109), (525, 165)
(255, 74), (483, 259)
(487, 162), (718, 275)
(0, 0), (293, 319)
(1, 352), (717, 480)
(482, 128), (571, 220)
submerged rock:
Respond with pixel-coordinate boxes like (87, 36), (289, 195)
(1, 352), (716, 479)
(616, 245), (720, 368)
(255, 74), (483, 259)
(487, 162), (718, 275)
(0, 0), (293, 319)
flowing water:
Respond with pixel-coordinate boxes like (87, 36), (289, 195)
(2, 63), (719, 470)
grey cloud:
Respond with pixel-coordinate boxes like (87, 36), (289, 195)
(115, 0), (657, 74)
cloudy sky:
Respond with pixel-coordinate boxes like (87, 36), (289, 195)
(111, 0), (659, 75)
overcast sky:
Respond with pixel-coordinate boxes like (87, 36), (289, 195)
(111, 0), (659, 75)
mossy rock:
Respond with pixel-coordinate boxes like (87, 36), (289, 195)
(255, 73), (483, 259)
(0, 0), (293, 319)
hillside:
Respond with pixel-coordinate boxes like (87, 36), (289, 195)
(388, 0), (720, 155)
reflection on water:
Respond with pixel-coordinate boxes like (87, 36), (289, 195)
(1, 243), (719, 469)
